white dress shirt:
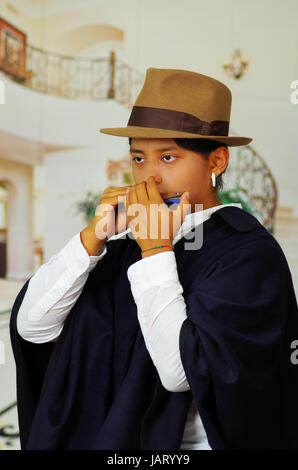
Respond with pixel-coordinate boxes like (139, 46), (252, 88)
(16, 202), (243, 450)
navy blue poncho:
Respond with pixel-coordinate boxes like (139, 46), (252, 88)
(10, 206), (298, 449)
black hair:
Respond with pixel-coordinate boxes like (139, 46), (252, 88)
(128, 137), (227, 193)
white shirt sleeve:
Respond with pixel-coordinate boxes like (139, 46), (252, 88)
(127, 251), (190, 393)
(16, 232), (107, 344)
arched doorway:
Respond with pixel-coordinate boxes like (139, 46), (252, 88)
(53, 24), (124, 57)
(0, 172), (34, 280)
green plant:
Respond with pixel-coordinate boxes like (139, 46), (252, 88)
(74, 190), (102, 224)
(122, 172), (134, 185)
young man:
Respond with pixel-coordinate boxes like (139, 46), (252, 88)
(11, 68), (298, 450)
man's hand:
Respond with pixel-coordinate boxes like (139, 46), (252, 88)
(126, 176), (191, 256)
(80, 185), (130, 255)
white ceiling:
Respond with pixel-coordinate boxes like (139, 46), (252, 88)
(8, 0), (122, 18)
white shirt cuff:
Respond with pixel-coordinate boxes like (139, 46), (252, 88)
(127, 251), (180, 301)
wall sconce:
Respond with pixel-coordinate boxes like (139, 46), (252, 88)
(222, 49), (250, 79)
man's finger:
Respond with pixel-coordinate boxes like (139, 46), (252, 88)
(135, 181), (149, 203)
(104, 186), (131, 194)
(128, 185), (138, 206)
(146, 176), (163, 202)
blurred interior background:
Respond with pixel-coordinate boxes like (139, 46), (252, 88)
(0, 0), (297, 450)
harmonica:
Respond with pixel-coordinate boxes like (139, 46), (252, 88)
(163, 197), (181, 207)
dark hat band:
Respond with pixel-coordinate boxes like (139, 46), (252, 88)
(127, 106), (230, 136)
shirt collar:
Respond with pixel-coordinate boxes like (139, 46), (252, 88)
(173, 203), (243, 245)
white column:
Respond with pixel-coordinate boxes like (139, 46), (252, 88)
(5, 168), (34, 280)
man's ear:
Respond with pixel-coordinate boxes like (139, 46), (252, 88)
(209, 146), (229, 174)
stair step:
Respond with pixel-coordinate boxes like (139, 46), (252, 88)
(275, 206), (294, 217)
(275, 225), (298, 236)
(274, 232), (298, 243)
(274, 221), (298, 233)
(0, 299), (10, 311)
(275, 217), (298, 227)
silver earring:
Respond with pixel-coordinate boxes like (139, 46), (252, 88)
(211, 172), (216, 188)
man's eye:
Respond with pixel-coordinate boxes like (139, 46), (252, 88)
(132, 155), (176, 163)
(132, 157), (144, 163)
(162, 155), (176, 162)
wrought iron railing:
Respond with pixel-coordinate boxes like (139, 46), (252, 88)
(0, 21), (278, 233)
(219, 141), (278, 234)
(0, 23), (143, 105)
(25, 45), (112, 100)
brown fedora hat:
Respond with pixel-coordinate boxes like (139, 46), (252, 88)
(100, 67), (252, 147)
